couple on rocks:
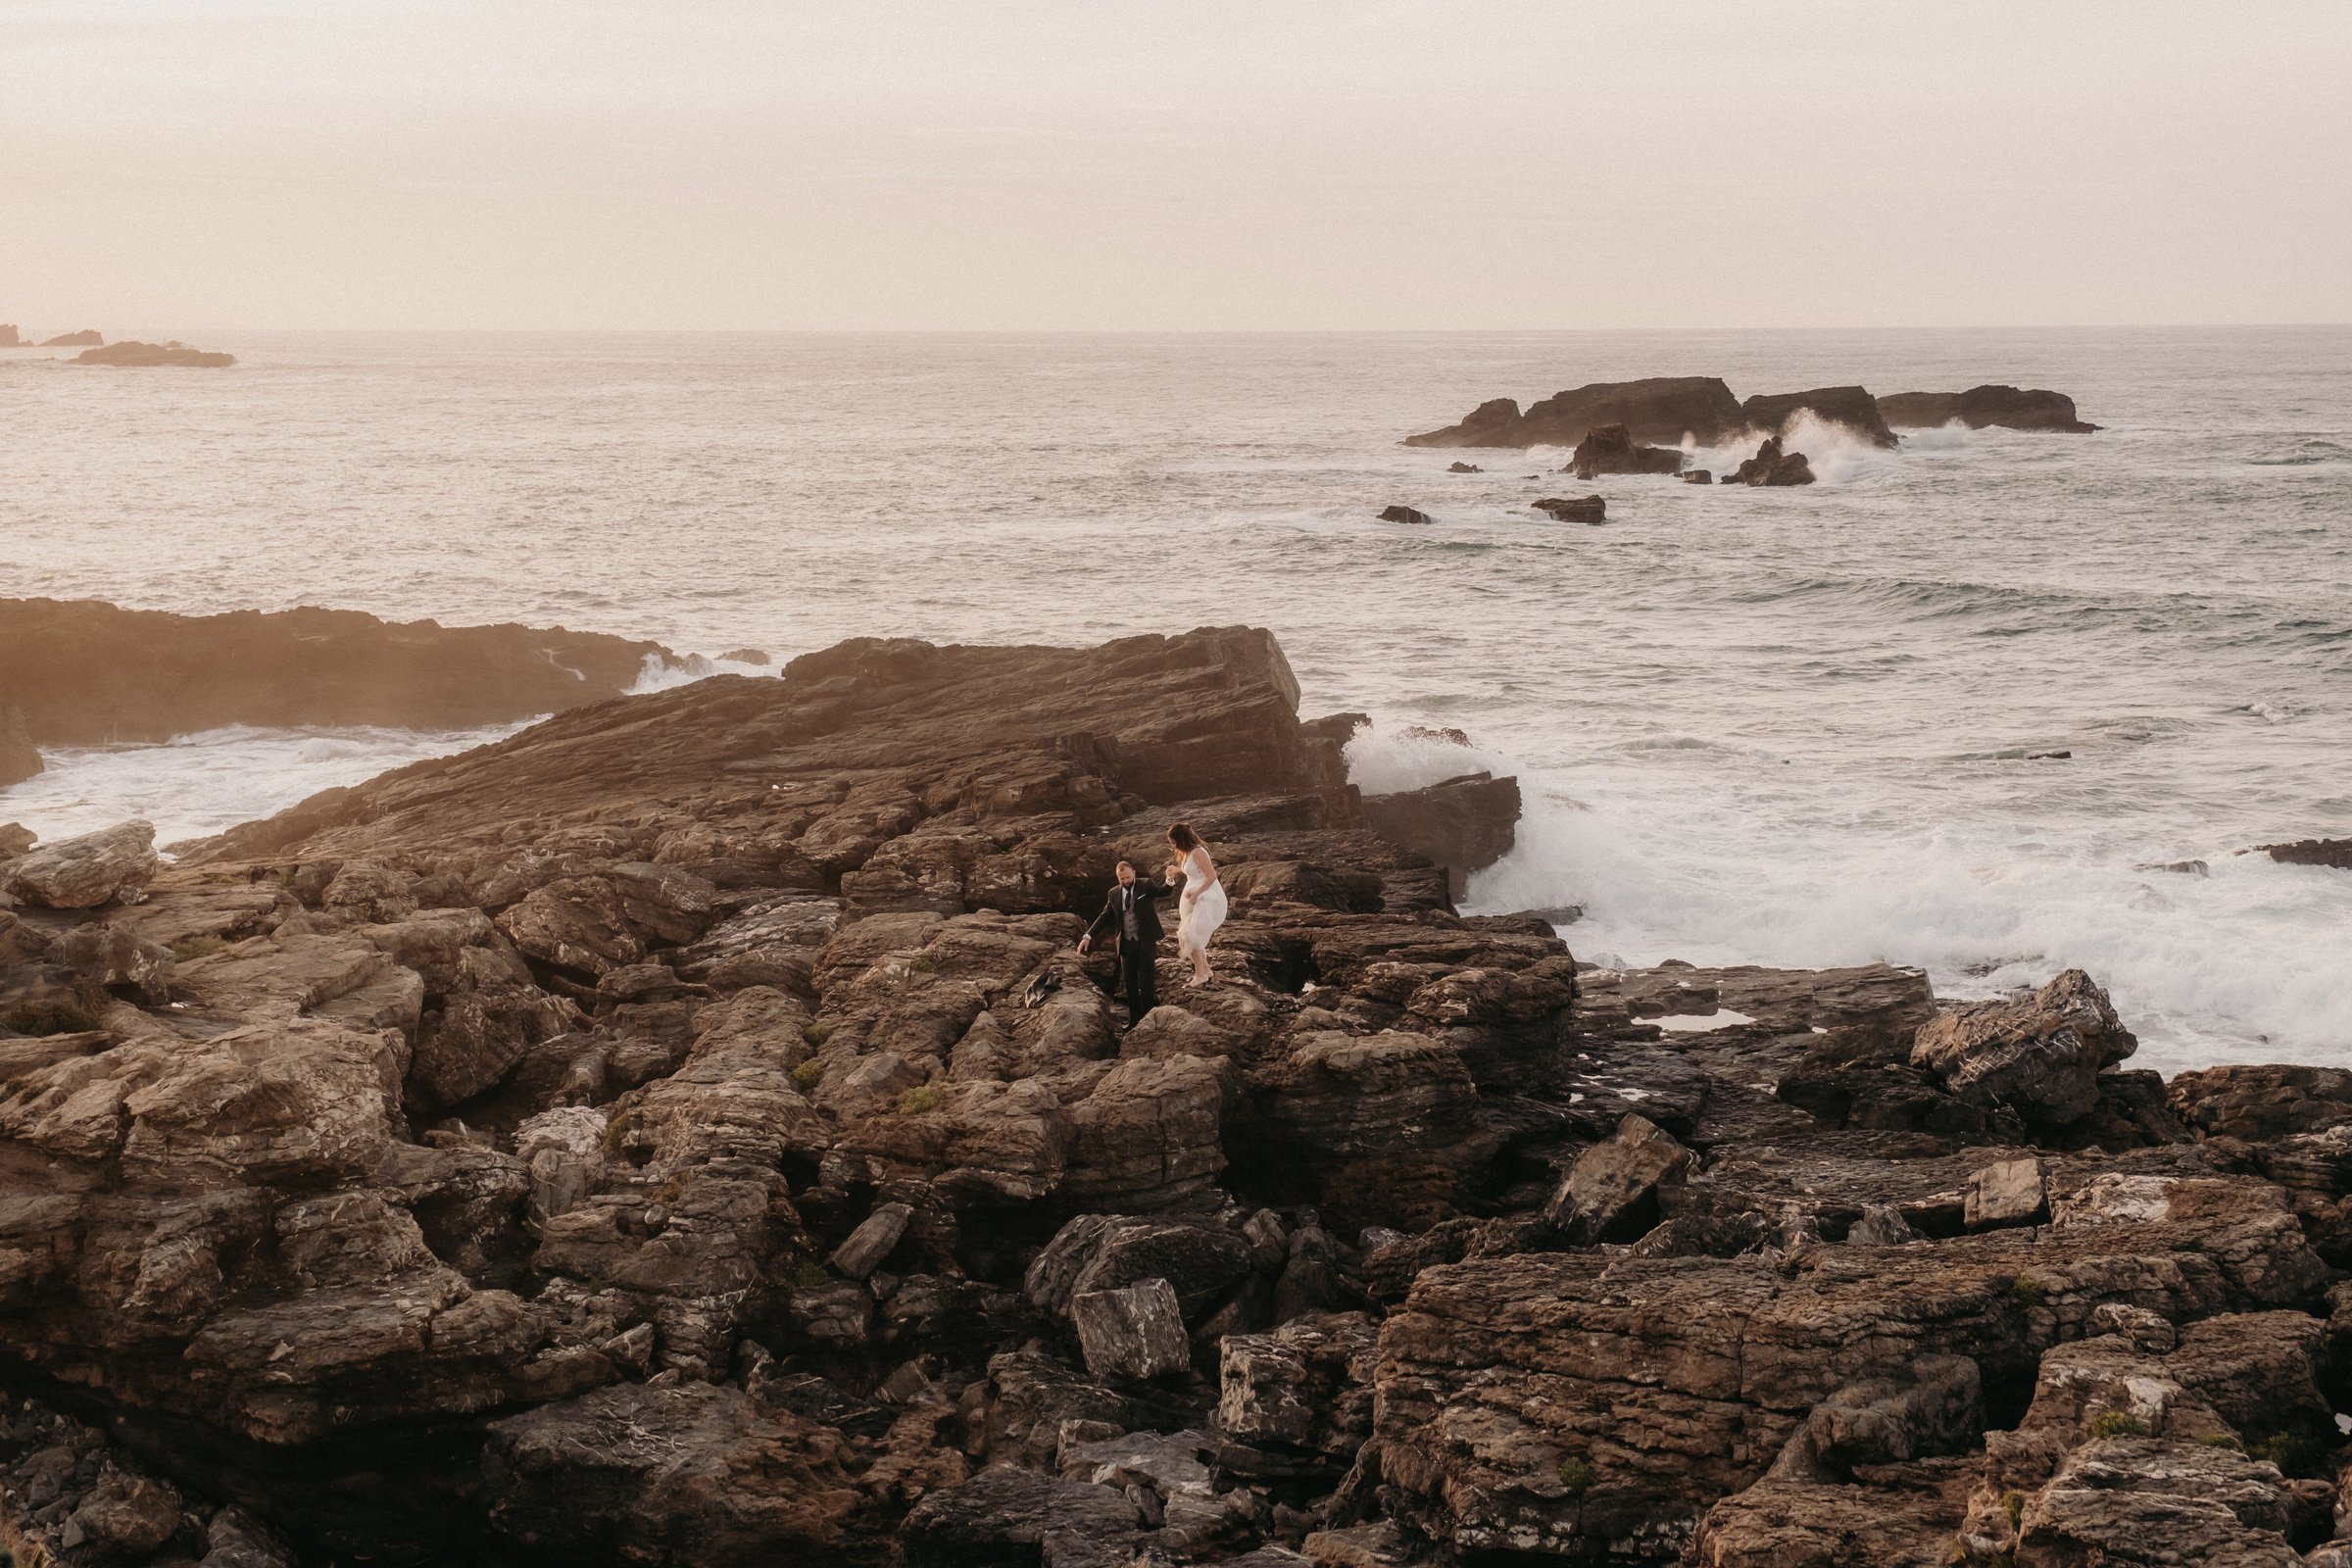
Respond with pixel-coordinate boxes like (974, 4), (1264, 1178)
(1075, 820), (1227, 1029)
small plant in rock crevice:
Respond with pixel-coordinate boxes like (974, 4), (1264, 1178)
(2000, 1489), (2025, 1529)
(793, 1059), (824, 1091)
(2, 998), (100, 1037)
(2009, 1275), (2044, 1305)
(1555, 1455), (1594, 1494)
(791, 1260), (829, 1289)
(170, 934), (229, 960)
(802, 1020), (833, 1047)
(898, 1086), (943, 1115)
(2089, 1410), (2146, 1440)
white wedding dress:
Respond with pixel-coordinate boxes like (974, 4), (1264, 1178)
(1177, 848), (1228, 960)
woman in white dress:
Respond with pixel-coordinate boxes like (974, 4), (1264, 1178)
(1164, 821), (1227, 987)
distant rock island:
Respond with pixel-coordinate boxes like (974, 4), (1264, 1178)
(39, 328), (102, 347)
(0, 599), (683, 755)
(71, 338), (234, 368)
(0, 324), (24, 347)
(1407, 376), (2097, 448)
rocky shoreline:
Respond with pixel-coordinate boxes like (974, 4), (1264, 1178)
(1, 626), (2348, 1568)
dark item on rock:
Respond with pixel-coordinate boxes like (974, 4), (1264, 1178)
(1531, 495), (1605, 523)
(1445, 462), (1482, 473)
(1567, 423), (1684, 480)
(1376, 506), (1433, 525)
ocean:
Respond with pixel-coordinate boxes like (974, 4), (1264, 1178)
(3, 327), (2347, 1074)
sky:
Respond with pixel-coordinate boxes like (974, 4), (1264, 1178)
(3, 0), (2349, 332)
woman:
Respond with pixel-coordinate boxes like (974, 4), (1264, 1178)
(1164, 821), (1227, 987)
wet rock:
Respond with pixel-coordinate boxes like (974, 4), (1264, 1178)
(1878, 384), (2098, 432)
(1376, 506), (1433, 525)
(4, 819), (159, 907)
(1910, 968), (2136, 1126)
(1359, 771), (1519, 898)
(1445, 462), (1482, 473)
(1568, 422), (1684, 479)
(2260, 837), (2352, 870)
(1731, 434), (1816, 486)
(1682, 469), (1712, 484)
(1531, 494), (1606, 522)
(1, 703), (40, 787)
(1739, 386), (1898, 449)
(2170, 1065), (2352, 1141)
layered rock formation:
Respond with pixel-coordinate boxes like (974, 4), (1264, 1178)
(1879, 384), (2100, 433)
(0, 598), (682, 746)
(70, 339), (235, 368)
(0, 624), (2341, 1568)
(1405, 378), (1742, 450)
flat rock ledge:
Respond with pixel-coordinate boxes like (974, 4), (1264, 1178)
(0, 624), (2342, 1568)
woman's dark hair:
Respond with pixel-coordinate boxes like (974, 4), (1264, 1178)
(1166, 821), (1201, 853)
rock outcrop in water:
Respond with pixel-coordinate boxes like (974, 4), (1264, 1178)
(1879, 384), (2100, 433)
(0, 624), (2344, 1568)
(1408, 377), (2096, 450)
(40, 329), (103, 347)
(1731, 434), (1817, 486)
(1740, 385), (1899, 449)
(1405, 377), (1742, 450)
(1567, 423), (1684, 480)
(0, 598), (683, 747)
(2259, 838), (2352, 871)
(0, 705), (39, 789)
(0, 324), (24, 347)
(71, 339), (235, 368)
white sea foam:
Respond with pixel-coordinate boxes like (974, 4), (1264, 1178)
(627, 651), (780, 694)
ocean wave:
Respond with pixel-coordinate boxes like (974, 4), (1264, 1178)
(2249, 439), (2350, 466)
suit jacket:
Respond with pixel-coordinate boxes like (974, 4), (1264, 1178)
(1085, 876), (1172, 953)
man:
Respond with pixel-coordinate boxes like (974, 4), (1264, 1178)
(1079, 859), (1174, 1029)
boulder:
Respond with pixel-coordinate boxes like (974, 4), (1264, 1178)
(1531, 495), (1606, 523)
(1376, 505), (1432, 525)
(1543, 1111), (1692, 1243)
(0, 822), (32, 858)
(1070, 1277), (1190, 1380)
(1568, 422), (1684, 479)
(1405, 377), (1742, 449)
(1731, 435), (1816, 486)
(899, 1467), (1146, 1568)
(1683, 469), (1713, 484)
(4, 819), (159, 907)
(1878, 385), (2098, 432)
(1740, 386), (1897, 448)
(1910, 968), (2136, 1126)
(1964, 1156), (2046, 1230)
(830, 1201), (912, 1278)
(55, 922), (176, 1004)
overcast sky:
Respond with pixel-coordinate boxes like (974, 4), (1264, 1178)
(4, 0), (2348, 331)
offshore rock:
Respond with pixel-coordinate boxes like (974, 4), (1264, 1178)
(72, 338), (235, 368)
(1375, 505), (1432, 525)
(1358, 771), (1519, 899)
(1731, 435), (1816, 486)
(1, 597), (678, 745)
(1406, 377), (1742, 449)
(1739, 385), (1898, 448)
(2260, 836), (2352, 871)
(41, 328), (103, 346)
(1567, 422), (1684, 479)
(1530, 494), (1605, 522)
(1878, 384), (2098, 432)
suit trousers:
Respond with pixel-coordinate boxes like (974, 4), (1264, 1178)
(1120, 940), (1157, 1026)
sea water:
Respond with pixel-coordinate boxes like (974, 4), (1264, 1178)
(3, 327), (2347, 1071)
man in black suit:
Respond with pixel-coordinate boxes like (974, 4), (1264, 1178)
(1079, 859), (1174, 1028)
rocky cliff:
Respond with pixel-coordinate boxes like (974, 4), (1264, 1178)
(0, 626), (2341, 1568)
(0, 598), (682, 747)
